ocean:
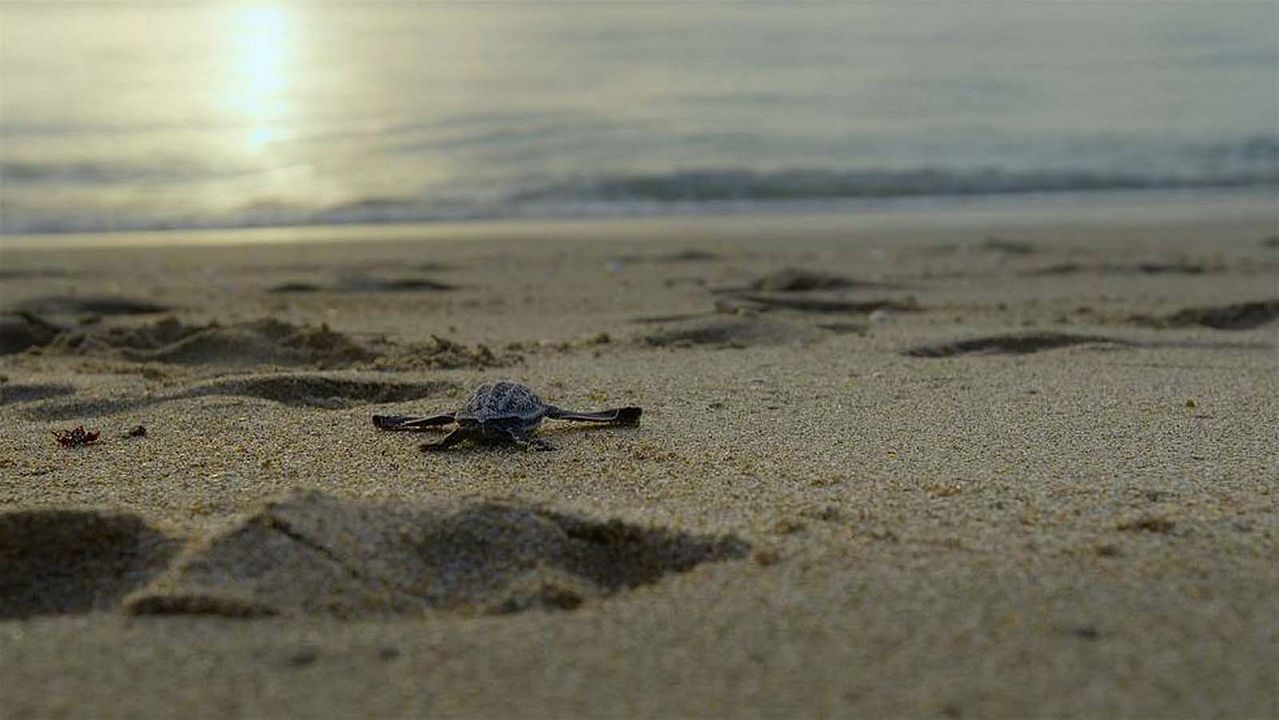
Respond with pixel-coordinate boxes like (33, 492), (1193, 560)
(2, 2), (1276, 234)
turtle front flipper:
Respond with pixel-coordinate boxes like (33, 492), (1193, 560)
(420, 427), (473, 451)
(373, 413), (456, 431)
(544, 406), (642, 424)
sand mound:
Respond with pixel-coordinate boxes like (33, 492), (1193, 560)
(904, 332), (1128, 358)
(126, 490), (747, 618)
(641, 316), (823, 348)
(1141, 300), (1279, 331)
(0, 509), (177, 619)
(14, 296), (170, 316)
(180, 374), (453, 409)
(0, 382), (76, 406)
(0, 313), (62, 355)
(47, 317), (378, 367)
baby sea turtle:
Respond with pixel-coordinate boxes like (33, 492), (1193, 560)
(372, 380), (641, 451)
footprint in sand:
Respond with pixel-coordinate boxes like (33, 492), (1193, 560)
(0, 509), (178, 619)
(612, 249), (720, 265)
(1024, 261), (1214, 277)
(39, 317), (517, 371)
(0, 382), (77, 406)
(713, 268), (886, 294)
(179, 375), (454, 409)
(269, 275), (455, 293)
(721, 294), (917, 315)
(0, 268), (74, 281)
(1136, 299), (1279, 331)
(46, 317), (377, 367)
(640, 315), (824, 348)
(903, 332), (1130, 358)
(748, 268), (867, 292)
(0, 490), (751, 618)
(706, 268), (913, 320)
(0, 313), (62, 355)
(978, 237), (1037, 255)
(13, 296), (171, 317)
(25, 373), (455, 420)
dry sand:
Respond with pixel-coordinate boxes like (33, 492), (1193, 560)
(1, 196), (1277, 718)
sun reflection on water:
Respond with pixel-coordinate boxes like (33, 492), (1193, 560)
(225, 4), (291, 152)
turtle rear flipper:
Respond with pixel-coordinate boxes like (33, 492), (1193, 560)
(545, 406), (642, 424)
(373, 413), (456, 431)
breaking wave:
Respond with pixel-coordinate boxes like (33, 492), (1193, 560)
(3, 135), (1276, 234)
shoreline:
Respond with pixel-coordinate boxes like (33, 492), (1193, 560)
(2, 186), (1273, 251)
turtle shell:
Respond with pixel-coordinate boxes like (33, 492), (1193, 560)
(455, 381), (549, 429)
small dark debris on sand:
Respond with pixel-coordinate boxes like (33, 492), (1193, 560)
(904, 332), (1129, 358)
(51, 425), (101, 447)
(126, 425), (147, 438)
(1261, 235), (1279, 249)
(1137, 300), (1279, 331)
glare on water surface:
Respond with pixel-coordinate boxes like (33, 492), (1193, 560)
(225, 5), (292, 153)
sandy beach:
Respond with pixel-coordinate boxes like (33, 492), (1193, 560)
(1, 195), (1277, 718)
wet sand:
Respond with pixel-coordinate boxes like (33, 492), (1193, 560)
(1, 197), (1277, 718)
